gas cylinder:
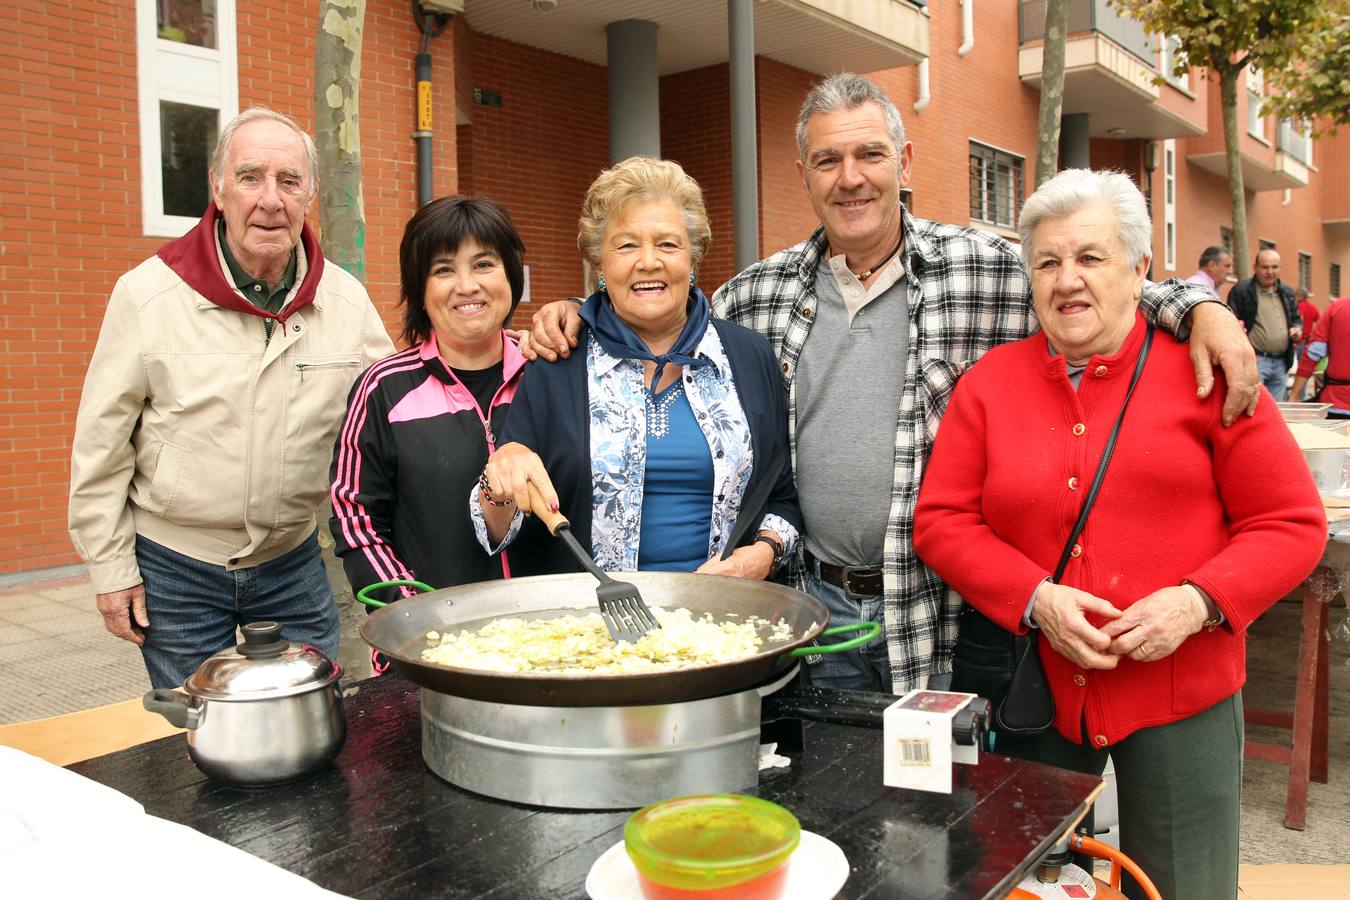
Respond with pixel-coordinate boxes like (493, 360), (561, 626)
(1007, 861), (1128, 899)
(1008, 835), (1160, 900)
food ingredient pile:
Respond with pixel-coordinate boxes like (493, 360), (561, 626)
(421, 607), (801, 674)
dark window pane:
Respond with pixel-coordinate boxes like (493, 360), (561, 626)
(158, 0), (217, 49)
(1332, 264), (1341, 298)
(160, 101), (217, 218)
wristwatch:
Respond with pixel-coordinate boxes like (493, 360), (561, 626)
(753, 533), (786, 574)
(1182, 581), (1223, 632)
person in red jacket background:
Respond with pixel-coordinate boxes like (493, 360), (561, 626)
(1292, 294), (1350, 412)
(914, 169), (1325, 900)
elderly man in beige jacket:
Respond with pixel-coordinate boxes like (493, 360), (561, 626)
(68, 109), (394, 688)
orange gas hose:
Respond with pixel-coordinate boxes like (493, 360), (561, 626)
(1071, 834), (1164, 900)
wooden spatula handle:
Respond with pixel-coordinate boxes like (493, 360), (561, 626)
(526, 480), (569, 536)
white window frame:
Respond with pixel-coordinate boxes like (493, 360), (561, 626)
(1162, 139), (1176, 272)
(136, 0), (239, 238)
(1246, 67), (1265, 141)
(1160, 35), (1189, 92)
(1278, 118), (1313, 166)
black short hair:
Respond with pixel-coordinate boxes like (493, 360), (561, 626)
(398, 195), (526, 345)
(1198, 245), (1228, 268)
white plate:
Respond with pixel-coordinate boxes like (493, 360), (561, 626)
(585, 829), (849, 900)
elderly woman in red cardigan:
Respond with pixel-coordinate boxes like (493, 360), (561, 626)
(913, 168), (1325, 900)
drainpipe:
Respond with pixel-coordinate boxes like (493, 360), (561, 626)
(729, 0), (759, 274)
(913, 59), (930, 113)
(959, 0), (974, 56)
(413, 2), (451, 207)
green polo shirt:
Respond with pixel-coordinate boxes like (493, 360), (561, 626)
(217, 219), (298, 338)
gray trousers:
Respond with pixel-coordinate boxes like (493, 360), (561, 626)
(997, 692), (1243, 900)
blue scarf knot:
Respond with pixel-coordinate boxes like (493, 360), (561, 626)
(578, 286), (713, 390)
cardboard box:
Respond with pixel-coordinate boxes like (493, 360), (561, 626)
(1238, 864), (1350, 899)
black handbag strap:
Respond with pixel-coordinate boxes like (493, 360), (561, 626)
(1051, 325), (1154, 582)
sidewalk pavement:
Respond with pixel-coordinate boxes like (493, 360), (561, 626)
(1, 551), (1346, 869)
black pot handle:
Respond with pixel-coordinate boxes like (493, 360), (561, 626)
(143, 688), (201, 730)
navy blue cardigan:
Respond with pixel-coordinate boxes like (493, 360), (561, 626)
(497, 319), (802, 577)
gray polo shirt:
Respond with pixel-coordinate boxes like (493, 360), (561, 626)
(794, 258), (909, 567)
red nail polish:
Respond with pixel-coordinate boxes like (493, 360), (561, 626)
(549, 501), (559, 512)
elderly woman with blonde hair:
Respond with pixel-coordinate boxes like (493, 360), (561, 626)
(914, 169), (1325, 899)
(475, 156), (801, 580)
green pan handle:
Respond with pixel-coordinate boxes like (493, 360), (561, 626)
(789, 621), (881, 657)
(356, 579), (436, 609)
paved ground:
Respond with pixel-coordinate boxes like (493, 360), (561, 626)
(1, 542), (1346, 868)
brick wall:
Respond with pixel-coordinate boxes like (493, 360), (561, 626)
(3, 0), (154, 570)
(659, 65), (737, 294)
(754, 58), (819, 260)
(458, 32), (608, 323)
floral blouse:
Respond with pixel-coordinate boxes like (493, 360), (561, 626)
(472, 326), (798, 570)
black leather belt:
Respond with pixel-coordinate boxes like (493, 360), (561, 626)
(805, 550), (883, 596)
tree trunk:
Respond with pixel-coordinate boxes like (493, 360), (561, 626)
(1035, 0), (1070, 186)
(315, 0), (367, 282)
(1219, 64), (1249, 277)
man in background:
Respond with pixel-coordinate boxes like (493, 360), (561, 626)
(1185, 245), (1233, 298)
(1228, 248), (1301, 400)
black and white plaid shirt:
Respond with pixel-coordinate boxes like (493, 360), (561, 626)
(713, 207), (1209, 692)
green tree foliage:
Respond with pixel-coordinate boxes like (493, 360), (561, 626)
(1264, 9), (1350, 128)
(1113, 0), (1339, 274)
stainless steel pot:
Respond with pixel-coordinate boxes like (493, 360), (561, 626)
(142, 621), (346, 786)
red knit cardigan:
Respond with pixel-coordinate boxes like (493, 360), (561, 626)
(914, 313), (1326, 746)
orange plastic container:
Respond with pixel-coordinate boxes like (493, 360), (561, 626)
(624, 794), (801, 899)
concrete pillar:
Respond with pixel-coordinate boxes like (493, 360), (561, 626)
(729, 0), (759, 274)
(606, 20), (660, 162)
(1061, 113), (1091, 170)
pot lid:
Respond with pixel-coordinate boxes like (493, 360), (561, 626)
(184, 622), (342, 701)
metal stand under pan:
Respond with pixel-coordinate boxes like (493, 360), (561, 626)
(421, 665), (799, 810)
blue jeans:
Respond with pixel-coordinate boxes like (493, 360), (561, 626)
(135, 531), (339, 688)
(802, 568), (892, 692)
(1257, 353), (1290, 400)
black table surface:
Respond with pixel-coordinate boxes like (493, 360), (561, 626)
(71, 676), (1102, 899)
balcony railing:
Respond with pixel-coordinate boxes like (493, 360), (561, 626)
(1278, 119), (1313, 166)
(1020, 0), (1153, 66)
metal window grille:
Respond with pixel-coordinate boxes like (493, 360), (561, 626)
(969, 142), (1024, 229)
(1332, 264), (1342, 299)
(1298, 253), (1312, 293)
(1259, 238), (1277, 252)
(1220, 227), (1233, 254)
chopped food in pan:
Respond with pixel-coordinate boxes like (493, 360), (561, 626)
(421, 607), (801, 674)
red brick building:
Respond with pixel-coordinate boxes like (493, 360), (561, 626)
(3, 0), (1347, 575)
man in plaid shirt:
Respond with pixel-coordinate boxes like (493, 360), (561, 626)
(528, 74), (1258, 694)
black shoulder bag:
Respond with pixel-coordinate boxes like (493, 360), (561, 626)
(952, 325), (1154, 735)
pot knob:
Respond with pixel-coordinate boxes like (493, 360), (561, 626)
(237, 621), (289, 659)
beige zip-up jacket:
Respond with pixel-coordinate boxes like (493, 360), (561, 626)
(68, 243), (395, 595)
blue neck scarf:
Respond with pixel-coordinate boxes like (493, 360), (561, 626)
(579, 286), (712, 391)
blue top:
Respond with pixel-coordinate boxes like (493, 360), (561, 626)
(638, 383), (715, 571)
(495, 318), (802, 578)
